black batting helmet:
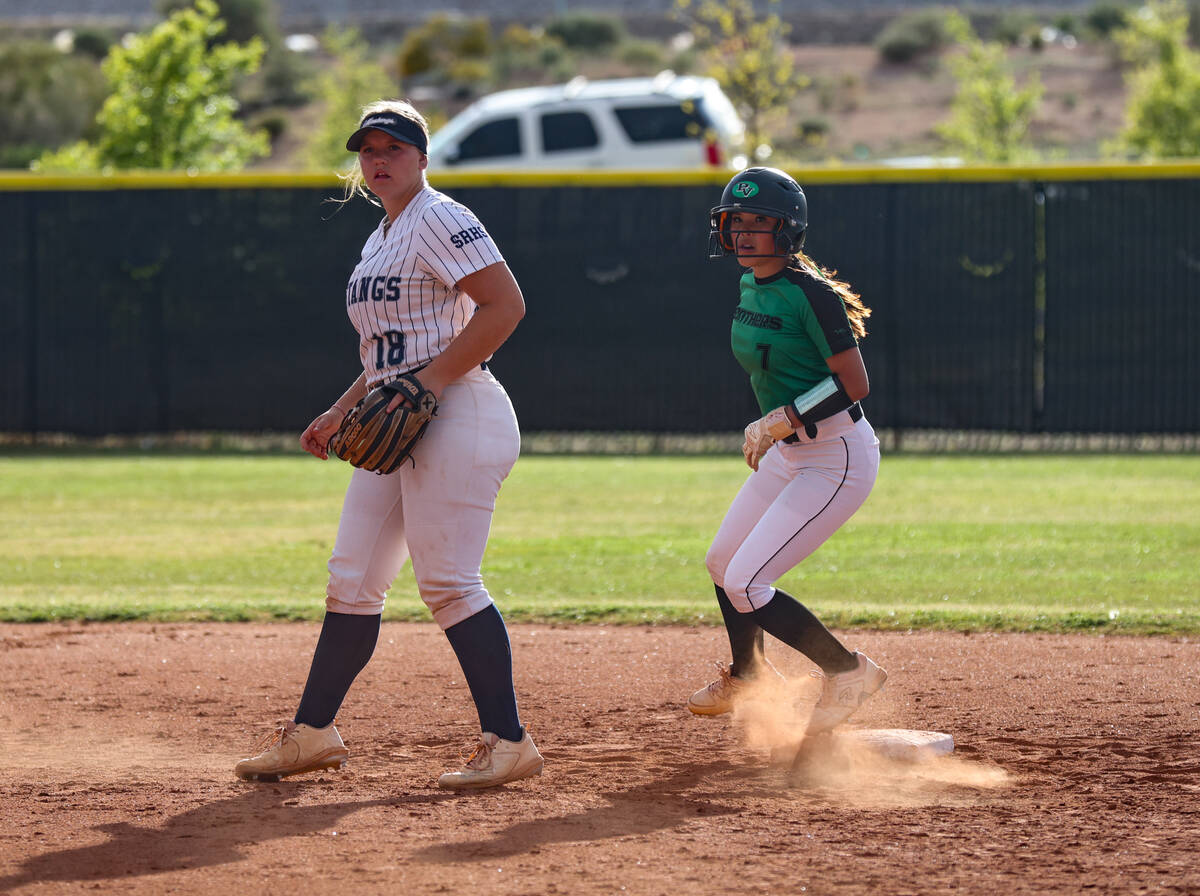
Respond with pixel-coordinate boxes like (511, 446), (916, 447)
(708, 167), (808, 259)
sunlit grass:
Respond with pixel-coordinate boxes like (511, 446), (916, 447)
(1, 453), (1197, 633)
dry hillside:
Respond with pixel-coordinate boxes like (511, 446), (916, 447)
(258, 38), (1131, 170)
(777, 41), (1128, 162)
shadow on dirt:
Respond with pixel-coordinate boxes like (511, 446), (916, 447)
(0, 786), (450, 889)
(412, 759), (756, 862)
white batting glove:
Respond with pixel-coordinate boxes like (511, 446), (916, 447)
(741, 406), (795, 471)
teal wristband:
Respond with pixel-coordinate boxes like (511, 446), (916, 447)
(792, 377), (840, 416)
(791, 375), (853, 438)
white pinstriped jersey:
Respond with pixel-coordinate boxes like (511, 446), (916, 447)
(346, 183), (504, 388)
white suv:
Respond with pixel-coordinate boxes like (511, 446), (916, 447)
(426, 72), (746, 171)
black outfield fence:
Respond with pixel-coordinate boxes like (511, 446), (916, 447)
(1, 166), (1197, 438)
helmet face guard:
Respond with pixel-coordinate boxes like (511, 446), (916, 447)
(708, 168), (807, 260)
(708, 209), (797, 259)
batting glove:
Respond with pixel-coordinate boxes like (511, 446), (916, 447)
(742, 406), (795, 471)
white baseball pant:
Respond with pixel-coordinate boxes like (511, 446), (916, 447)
(706, 411), (880, 613)
(325, 366), (520, 629)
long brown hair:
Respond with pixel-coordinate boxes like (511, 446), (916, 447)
(789, 251), (871, 339)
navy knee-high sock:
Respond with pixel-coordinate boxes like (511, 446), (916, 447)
(294, 611), (381, 729)
(750, 589), (857, 674)
(715, 585), (765, 679)
(444, 604), (523, 743)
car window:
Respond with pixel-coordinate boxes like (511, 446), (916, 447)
(613, 101), (710, 143)
(540, 111), (599, 152)
(457, 117), (521, 161)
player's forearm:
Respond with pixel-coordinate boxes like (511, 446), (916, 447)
(422, 266), (525, 393)
(333, 372), (369, 414)
(826, 346), (869, 402)
(426, 300), (523, 387)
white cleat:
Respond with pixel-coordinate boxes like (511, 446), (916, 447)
(687, 660), (784, 716)
(234, 720), (349, 782)
(805, 651), (888, 735)
(437, 730), (544, 790)
(687, 663), (745, 716)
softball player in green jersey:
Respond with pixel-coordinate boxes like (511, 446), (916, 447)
(687, 167), (887, 734)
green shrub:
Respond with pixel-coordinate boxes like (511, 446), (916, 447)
(254, 111), (287, 141)
(1054, 14), (1080, 36)
(0, 143), (44, 168)
(875, 9), (949, 64)
(71, 27), (116, 59)
(1085, 1), (1131, 37)
(936, 11), (1042, 163)
(617, 38), (666, 69)
(302, 27), (395, 172)
(396, 15), (492, 82)
(669, 47), (699, 74)
(457, 18), (491, 58)
(396, 28), (433, 77)
(1110, 0), (1200, 158)
(797, 116), (830, 143)
(34, 0), (268, 172)
(446, 58), (493, 94)
(492, 25), (569, 83)
(545, 13), (624, 52)
(0, 41), (106, 167)
(498, 23), (539, 52)
(157, 0), (274, 46)
(539, 40), (569, 68)
(993, 11), (1039, 46)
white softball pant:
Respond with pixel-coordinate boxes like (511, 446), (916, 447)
(706, 410), (880, 613)
(325, 366), (521, 629)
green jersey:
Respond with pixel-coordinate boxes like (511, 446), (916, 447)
(731, 266), (859, 414)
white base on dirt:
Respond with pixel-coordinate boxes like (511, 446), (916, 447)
(834, 729), (955, 761)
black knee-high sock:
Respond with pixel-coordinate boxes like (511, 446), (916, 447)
(294, 611), (381, 729)
(715, 585), (765, 679)
(444, 604), (522, 743)
(750, 589), (857, 674)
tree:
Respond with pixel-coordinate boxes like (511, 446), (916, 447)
(34, 0), (268, 172)
(1110, 0), (1200, 159)
(159, 0), (313, 109)
(936, 11), (1043, 163)
(303, 27), (396, 173)
(0, 41), (106, 168)
(157, 0), (274, 46)
(674, 0), (801, 158)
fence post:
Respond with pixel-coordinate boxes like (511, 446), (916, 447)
(884, 183), (902, 449)
(24, 193), (39, 439)
(1033, 183), (1047, 433)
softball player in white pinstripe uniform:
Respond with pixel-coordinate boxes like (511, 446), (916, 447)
(236, 100), (543, 790)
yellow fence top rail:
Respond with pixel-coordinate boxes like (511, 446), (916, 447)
(2, 161), (1200, 191)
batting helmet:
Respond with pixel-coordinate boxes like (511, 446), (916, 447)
(708, 167), (807, 259)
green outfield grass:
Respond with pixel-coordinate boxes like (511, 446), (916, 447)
(0, 453), (1197, 634)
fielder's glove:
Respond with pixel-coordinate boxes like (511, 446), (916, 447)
(742, 406), (795, 471)
(328, 372), (438, 474)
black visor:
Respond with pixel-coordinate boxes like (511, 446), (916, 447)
(346, 112), (428, 154)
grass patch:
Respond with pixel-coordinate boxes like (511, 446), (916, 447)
(1, 454), (1197, 634)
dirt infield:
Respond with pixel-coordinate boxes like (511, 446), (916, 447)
(1, 623), (1197, 895)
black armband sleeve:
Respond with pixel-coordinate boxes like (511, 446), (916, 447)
(792, 375), (855, 439)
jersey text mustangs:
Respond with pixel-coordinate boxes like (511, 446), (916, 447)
(347, 275), (403, 305)
(344, 183), (504, 388)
